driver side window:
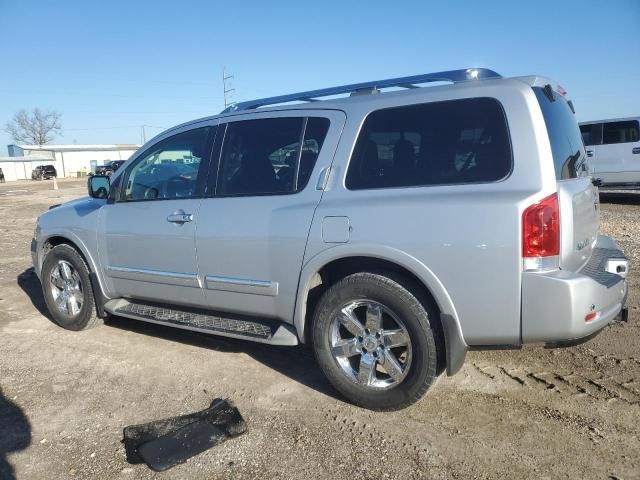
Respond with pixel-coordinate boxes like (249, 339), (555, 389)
(123, 127), (210, 201)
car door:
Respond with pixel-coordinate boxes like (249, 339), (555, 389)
(97, 122), (217, 308)
(601, 119), (640, 183)
(195, 110), (345, 322)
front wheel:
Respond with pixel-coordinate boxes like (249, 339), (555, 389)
(41, 244), (103, 331)
(311, 272), (439, 410)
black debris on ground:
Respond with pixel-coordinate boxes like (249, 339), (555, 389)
(122, 398), (246, 472)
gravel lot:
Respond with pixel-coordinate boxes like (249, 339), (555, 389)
(1, 179), (639, 479)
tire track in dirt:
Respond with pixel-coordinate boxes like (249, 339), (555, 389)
(469, 362), (640, 405)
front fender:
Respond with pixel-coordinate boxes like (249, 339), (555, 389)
(35, 198), (109, 300)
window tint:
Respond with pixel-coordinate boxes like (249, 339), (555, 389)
(298, 117), (330, 189)
(602, 120), (639, 145)
(580, 123), (602, 146)
(533, 87), (586, 179)
(346, 98), (511, 190)
(123, 127), (210, 201)
(216, 117), (329, 196)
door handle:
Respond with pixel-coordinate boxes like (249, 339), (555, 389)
(167, 213), (193, 224)
(633, 147), (640, 154)
(586, 150), (594, 157)
(316, 167), (330, 190)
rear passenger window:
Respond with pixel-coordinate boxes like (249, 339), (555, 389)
(217, 117), (329, 196)
(298, 118), (330, 189)
(602, 120), (639, 145)
(533, 87), (587, 180)
(345, 98), (511, 190)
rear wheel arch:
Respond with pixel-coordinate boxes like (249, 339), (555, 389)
(295, 249), (466, 373)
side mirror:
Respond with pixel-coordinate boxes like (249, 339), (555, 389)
(591, 177), (603, 187)
(88, 175), (110, 199)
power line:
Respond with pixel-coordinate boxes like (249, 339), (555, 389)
(0, 89), (222, 101)
(63, 125), (166, 132)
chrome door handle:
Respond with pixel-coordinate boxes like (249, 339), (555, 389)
(167, 213), (193, 224)
(316, 167), (330, 190)
(586, 150), (594, 157)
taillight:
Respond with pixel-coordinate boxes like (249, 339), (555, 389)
(522, 193), (560, 271)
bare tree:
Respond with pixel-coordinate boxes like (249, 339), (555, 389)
(5, 108), (62, 145)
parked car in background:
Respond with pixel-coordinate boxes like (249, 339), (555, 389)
(31, 165), (57, 180)
(580, 117), (640, 187)
(96, 160), (126, 176)
(0, 167), (5, 183)
(31, 68), (629, 410)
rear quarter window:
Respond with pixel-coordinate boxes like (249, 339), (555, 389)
(346, 97), (512, 190)
(533, 87), (587, 180)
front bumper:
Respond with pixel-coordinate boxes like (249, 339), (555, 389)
(31, 238), (41, 279)
(522, 235), (628, 343)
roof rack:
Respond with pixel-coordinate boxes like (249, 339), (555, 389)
(221, 68), (501, 113)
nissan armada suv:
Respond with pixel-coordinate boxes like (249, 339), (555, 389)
(31, 68), (629, 410)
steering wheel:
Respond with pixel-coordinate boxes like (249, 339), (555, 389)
(162, 175), (193, 198)
(143, 186), (159, 199)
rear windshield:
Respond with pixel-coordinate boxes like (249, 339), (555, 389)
(533, 87), (587, 180)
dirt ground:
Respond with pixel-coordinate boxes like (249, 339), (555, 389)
(1, 179), (638, 480)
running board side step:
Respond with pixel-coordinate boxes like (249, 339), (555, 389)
(104, 299), (299, 346)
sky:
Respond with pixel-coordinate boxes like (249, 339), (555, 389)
(0, 0), (638, 155)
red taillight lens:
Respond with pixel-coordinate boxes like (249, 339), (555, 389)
(522, 193), (560, 258)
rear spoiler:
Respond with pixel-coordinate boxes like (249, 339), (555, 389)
(518, 75), (575, 114)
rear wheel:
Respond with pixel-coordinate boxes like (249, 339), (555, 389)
(311, 272), (439, 410)
(41, 244), (103, 331)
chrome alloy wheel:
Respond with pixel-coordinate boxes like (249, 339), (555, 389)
(49, 260), (84, 317)
(329, 300), (412, 389)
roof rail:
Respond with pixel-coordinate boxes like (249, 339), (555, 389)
(221, 68), (501, 113)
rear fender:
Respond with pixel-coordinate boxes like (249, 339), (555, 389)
(294, 244), (468, 374)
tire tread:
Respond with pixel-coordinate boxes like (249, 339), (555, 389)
(312, 271), (439, 411)
(42, 244), (103, 331)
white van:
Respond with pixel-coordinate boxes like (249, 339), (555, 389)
(580, 117), (640, 186)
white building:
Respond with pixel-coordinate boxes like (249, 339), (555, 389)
(0, 155), (57, 181)
(1, 143), (140, 181)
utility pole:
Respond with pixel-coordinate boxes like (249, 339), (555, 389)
(141, 125), (147, 144)
(223, 68), (235, 109)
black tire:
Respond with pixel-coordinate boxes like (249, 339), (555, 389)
(41, 244), (103, 331)
(311, 272), (439, 411)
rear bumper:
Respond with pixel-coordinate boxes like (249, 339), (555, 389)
(522, 235), (628, 343)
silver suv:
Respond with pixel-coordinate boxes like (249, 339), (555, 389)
(31, 68), (629, 410)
